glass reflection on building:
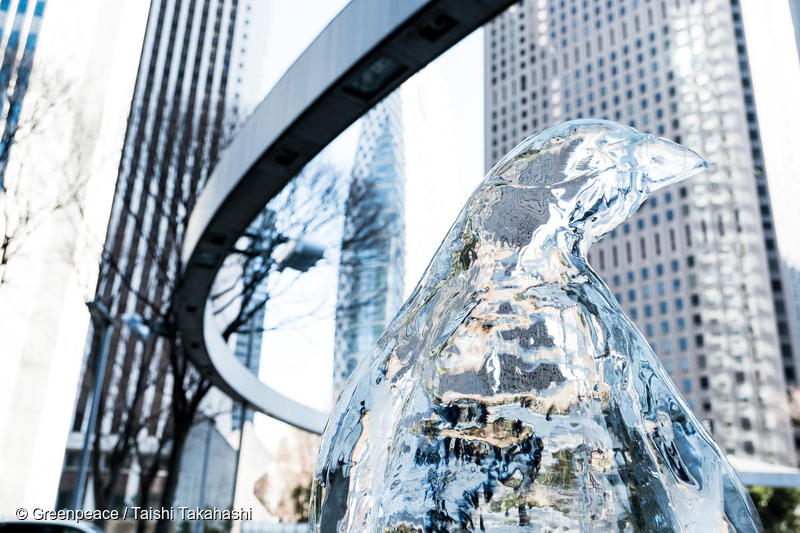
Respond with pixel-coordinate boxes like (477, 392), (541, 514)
(0, 0), (46, 186)
(333, 91), (405, 394)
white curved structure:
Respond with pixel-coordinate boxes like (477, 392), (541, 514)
(177, 0), (516, 434)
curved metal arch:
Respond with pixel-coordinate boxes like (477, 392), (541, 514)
(177, 0), (515, 434)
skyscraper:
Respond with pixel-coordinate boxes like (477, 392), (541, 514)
(0, 0), (45, 185)
(59, 0), (255, 508)
(791, 0), (800, 60)
(485, 0), (795, 465)
(0, 0), (149, 514)
(228, 211), (273, 432)
(333, 92), (405, 394)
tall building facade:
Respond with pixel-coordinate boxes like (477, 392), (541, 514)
(333, 92), (405, 394)
(485, 0), (796, 464)
(791, 0), (800, 61)
(0, 0), (45, 185)
(229, 214), (270, 432)
(0, 0), (149, 514)
(59, 0), (254, 508)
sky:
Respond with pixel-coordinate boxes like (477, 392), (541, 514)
(249, 1), (487, 451)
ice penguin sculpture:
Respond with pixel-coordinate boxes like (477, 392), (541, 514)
(311, 120), (762, 532)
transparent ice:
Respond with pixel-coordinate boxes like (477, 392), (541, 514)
(310, 120), (763, 532)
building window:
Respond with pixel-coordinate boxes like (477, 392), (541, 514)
(683, 378), (691, 393)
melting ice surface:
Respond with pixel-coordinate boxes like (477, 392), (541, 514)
(310, 120), (763, 532)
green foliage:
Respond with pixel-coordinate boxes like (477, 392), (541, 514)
(291, 484), (311, 523)
(748, 486), (800, 532)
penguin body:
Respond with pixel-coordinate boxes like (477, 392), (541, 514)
(311, 120), (762, 532)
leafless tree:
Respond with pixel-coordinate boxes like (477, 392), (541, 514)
(83, 92), (400, 533)
(0, 67), (92, 287)
(80, 128), (343, 532)
(210, 162), (343, 340)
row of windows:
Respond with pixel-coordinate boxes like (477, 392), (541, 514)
(642, 317), (688, 335)
(646, 334), (704, 355)
(668, 374), (754, 413)
(663, 356), (692, 373)
(609, 257), (692, 284)
(621, 296), (690, 316)
(614, 279), (685, 302)
(590, 225), (691, 268)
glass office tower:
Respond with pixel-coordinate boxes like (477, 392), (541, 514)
(333, 92), (405, 394)
(0, 0), (45, 186)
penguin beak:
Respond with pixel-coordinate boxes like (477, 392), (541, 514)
(637, 134), (708, 192)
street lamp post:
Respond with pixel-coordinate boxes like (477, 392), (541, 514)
(72, 300), (113, 511)
(73, 236), (323, 514)
(228, 236), (325, 516)
(72, 304), (165, 511)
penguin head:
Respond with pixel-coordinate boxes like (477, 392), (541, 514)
(484, 120), (707, 246)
